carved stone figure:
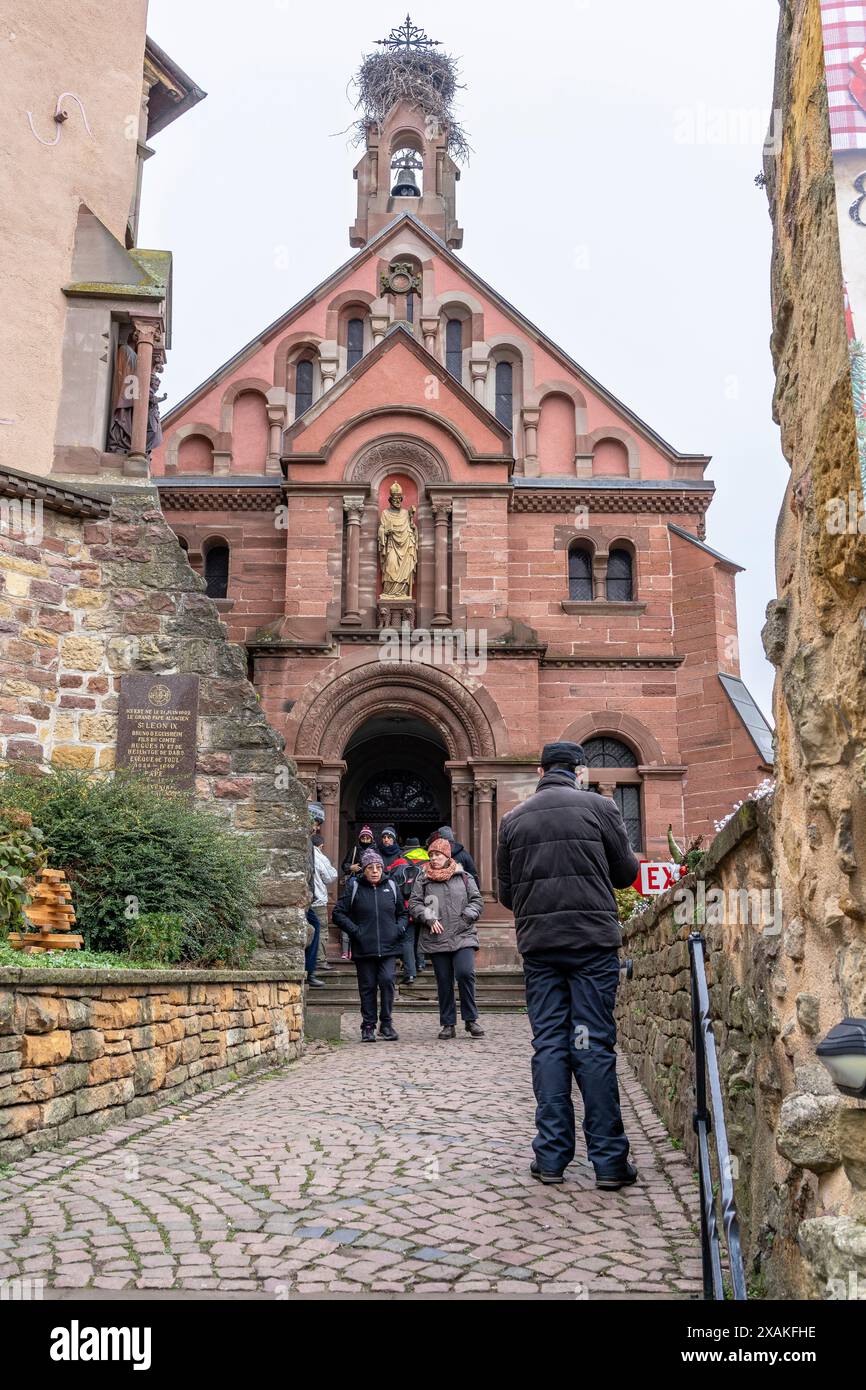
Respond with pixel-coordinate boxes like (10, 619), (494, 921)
(377, 482), (418, 598)
(106, 335), (137, 453)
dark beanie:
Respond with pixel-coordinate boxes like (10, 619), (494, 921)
(540, 741), (586, 770)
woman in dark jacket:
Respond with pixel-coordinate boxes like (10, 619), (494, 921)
(332, 849), (408, 1043)
(409, 837), (485, 1040)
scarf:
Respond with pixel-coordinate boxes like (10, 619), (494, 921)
(424, 859), (459, 883)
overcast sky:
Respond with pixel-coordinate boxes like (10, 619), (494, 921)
(141, 0), (787, 717)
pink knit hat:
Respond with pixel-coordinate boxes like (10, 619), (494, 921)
(427, 838), (452, 858)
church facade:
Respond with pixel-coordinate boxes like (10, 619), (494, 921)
(152, 41), (771, 961)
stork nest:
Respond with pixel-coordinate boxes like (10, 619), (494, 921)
(351, 48), (471, 163)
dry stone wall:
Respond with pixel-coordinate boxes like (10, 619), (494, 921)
(0, 971), (303, 1162)
(760, 0), (866, 1295)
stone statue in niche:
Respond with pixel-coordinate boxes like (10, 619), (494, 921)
(106, 332), (137, 453)
(377, 481), (418, 599)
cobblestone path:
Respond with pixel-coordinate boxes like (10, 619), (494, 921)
(0, 1015), (702, 1298)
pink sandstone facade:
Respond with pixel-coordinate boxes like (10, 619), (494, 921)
(151, 95), (771, 962)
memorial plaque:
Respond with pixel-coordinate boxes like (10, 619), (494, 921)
(116, 675), (200, 789)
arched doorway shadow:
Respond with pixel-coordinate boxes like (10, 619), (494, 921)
(340, 714), (449, 862)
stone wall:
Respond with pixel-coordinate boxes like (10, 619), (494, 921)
(619, 793), (866, 1299)
(0, 969), (303, 1162)
(0, 473), (310, 969)
(760, 0), (866, 1294)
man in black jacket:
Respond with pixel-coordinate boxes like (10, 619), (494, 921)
(497, 741), (640, 1190)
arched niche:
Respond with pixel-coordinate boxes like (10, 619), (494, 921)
(538, 392), (577, 475)
(230, 390), (269, 473)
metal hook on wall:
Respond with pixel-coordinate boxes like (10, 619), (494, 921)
(26, 92), (94, 147)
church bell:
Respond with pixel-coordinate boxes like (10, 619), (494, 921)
(391, 165), (421, 198)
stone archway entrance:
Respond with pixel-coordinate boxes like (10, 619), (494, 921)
(340, 714), (449, 858)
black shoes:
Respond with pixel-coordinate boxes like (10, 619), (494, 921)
(438, 1025), (456, 1039)
(401, 976), (416, 987)
(361, 1025), (376, 1042)
(306, 975), (327, 989)
(595, 1162), (638, 1191)
(530, 1160), (565, 1186)
(378, 1022), (399, 1041)
(465, 1020), (485, 1038)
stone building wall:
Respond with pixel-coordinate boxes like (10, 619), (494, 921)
(0, 970), (303, 1162)
(0, 473), (310, 969)
(0, 0), (149, 478)
(760, 0), (866, 1294)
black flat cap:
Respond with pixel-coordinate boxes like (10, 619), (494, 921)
(540, 741), (586, 769)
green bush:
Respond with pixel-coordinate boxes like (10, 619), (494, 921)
(0, 770), (263, 964)
(125, 911), (187, 965)
(0, 806), (48, 937)
(0, 942), (164, 970)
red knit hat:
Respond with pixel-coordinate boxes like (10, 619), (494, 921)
(427, 837), (452, 857)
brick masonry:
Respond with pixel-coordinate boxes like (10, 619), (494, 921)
(0, 970), (303, 1162)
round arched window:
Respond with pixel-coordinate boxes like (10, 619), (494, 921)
(583, 737), (642, 852)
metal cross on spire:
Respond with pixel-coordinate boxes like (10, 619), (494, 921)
(376, 14), (442, 51)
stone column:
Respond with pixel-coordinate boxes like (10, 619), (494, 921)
(421, 318), (440, 357)
(470, 358), (489, 404)
(430, 496), (452, 627)
(266, 401), (286, 475)
(318, 780), (342, 889)
(592, 552), (609, 600)
(473, 779), (496, 899)
(129, 319), (159, 470)
(320, 356), (338, 393)
(371, 315), (390, 345)
(597, 779), (617, 801)
(342, 496), (365, 626)
(451, 782), (473, 854)
(522, 407), (540, 469)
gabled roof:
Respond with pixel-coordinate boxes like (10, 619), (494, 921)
(144, 38), (207, 137)
(668, 522), (742, 572)
(284, 321), (512, 456)
(163, 214), (710, 465)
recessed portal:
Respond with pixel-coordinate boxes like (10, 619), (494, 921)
(341, 714), (449, 855)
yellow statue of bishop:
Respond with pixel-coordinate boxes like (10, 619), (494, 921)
(378, 482), (418, 599)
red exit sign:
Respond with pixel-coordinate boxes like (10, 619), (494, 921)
(634, 862), (687, 895)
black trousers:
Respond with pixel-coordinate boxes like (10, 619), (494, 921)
(522, 945), (629, 1176)
(431, 948), (478, 1026)
(354, 955), (397, 1027)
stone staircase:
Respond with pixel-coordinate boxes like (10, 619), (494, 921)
(304, 960), (526, 1023)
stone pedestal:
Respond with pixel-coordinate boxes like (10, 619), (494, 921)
(377, 596), (416, 630)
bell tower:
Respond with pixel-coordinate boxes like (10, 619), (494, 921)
(349, 16), (465, 250)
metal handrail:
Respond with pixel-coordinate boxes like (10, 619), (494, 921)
(688, 930), (747, 1301)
